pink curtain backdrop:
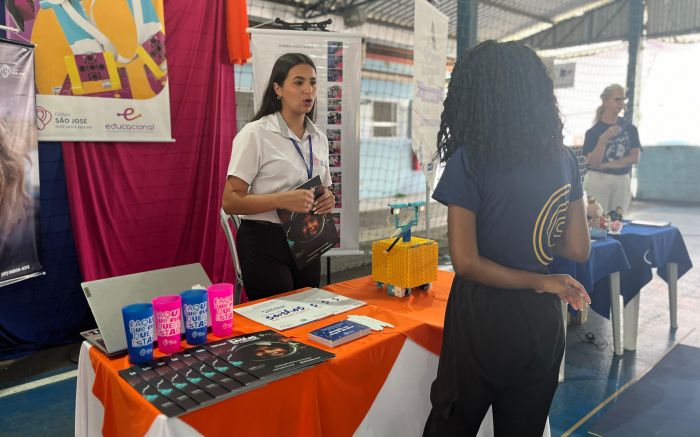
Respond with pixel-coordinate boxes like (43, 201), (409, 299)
(62, 0), (236, 283)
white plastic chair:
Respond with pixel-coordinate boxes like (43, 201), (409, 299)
(219, 208), (244, 305)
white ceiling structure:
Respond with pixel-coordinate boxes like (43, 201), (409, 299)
(255, 0), (700, 50)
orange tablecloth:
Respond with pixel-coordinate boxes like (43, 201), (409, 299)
(85, 271), (456, 437)
(325, 269), (455, 355)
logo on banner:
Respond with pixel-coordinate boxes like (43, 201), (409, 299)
(0, 64), (10, 79)
(36, 107), (53, 130)
(0, 63), (24, 79)
(106, 107), (153, 132)
(117, 107), (142, 121)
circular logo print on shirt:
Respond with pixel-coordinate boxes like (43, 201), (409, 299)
(605, 132), (630, 162)
(532, 184), (571, 265)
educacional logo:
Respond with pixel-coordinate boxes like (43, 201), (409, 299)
(105, 107), (155, 133)
(117, 107), (142, 121)
(36, 106), (52, 130)
(107, 107), (153, 132)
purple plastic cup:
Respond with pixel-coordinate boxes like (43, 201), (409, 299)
(152, 295), (182, 353)
(208, 283), (234, 337)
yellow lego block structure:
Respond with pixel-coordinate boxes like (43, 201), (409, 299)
(372, 237), (438, 296)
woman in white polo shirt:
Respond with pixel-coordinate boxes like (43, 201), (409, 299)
(222, 53), (335, 300)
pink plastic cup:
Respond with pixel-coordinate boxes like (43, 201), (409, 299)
(152, 295), (182, 353)
(208, 283), (234, 337)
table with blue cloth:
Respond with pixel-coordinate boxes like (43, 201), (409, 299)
(550, 237), (631, 357)
(608, 223), (693, 351)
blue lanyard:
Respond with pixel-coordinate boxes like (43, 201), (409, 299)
(289, 135), (313, 180)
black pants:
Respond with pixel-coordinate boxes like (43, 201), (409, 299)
(424, 276), (564, 437)
(236, 220), (321, 301)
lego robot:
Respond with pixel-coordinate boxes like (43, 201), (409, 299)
(372, 201), (438, 297)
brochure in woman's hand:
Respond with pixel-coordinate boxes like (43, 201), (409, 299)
(277, 175), (339, 270)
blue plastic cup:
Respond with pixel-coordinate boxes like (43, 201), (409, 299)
(121, 303), (154, 364)
(181, 289), (209, 345)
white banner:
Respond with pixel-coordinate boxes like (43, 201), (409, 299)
(0, 40), (44, 286)
(34, 90), (172, 142)
(249, 29), (361, 254)
(5, 0), (173, 142)
(412, 0), (448, 192)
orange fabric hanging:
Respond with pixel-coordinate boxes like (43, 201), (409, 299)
(226, 0), (251, 64)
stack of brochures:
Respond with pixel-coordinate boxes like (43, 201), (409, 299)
(119, 330), (334, 416)
(308, 320), (371, 348)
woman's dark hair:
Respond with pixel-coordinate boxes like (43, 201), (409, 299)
(436, 40), (564, 169)
(252, 53), (317, 122)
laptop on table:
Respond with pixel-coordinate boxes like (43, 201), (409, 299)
(80, 263), (212, 357)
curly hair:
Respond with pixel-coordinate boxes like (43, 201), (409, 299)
(436, 40), (564, 169)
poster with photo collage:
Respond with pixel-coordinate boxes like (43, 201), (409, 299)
(249, 29), (361, 254)
(327, 40), (343, 246)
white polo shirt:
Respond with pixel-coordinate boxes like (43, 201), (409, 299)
(227, 112), (332, 223)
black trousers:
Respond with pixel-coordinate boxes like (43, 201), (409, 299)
(236, 220), (321, 301)
(424, 276), (564, 437)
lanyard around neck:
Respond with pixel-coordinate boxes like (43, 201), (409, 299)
(289, 136), (313, 180)
(276, 112), (314, 180)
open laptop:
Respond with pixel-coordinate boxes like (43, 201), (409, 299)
(80, 263), (212, 357)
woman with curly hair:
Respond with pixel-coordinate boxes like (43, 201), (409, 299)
(424, 41), (591, 436)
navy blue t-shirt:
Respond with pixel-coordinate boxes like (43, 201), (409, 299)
(582, 117), (641, 175)
(433, 147), (583, 272)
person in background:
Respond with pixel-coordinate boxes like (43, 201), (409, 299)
(582, 83), (642, 214)
(221, 53), (335, 301)
(424, 40), (591, 436)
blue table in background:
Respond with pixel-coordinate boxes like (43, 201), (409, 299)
(608, 223), (693, 351)
(550, 238), (631, 357)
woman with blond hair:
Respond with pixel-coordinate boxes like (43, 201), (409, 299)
(582, 84), (641, 214)
(0, 119), (38, 269)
